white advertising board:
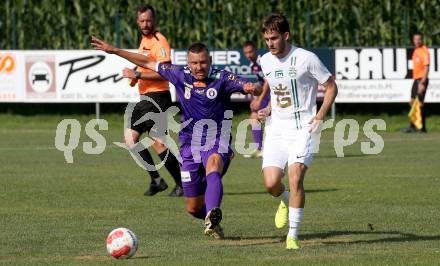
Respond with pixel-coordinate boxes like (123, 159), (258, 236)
(335, 48), (440, 102)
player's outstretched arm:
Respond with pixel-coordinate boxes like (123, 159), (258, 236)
(243, 82), (262, 96)
(257, 102), (271, 121)
(259, 80), (269, 99)
(250, 81), (269, 110)
(91, 36), (157, 71)
(122, 67), (165, 81)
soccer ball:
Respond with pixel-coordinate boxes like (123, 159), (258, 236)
(106, 228), (138, 259)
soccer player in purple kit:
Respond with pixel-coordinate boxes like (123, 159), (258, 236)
(91, 37), (261, 239)
(242, 41), (270, 158)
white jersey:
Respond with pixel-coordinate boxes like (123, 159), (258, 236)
(260, 45), (331, 129)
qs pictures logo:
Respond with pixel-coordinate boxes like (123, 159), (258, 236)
(0, 54), (15, 74)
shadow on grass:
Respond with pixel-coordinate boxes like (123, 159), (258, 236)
(224, 235), (283, 241)
(302, 230), (440, 245)
(224, 188), (338, 196)
(219, 230), (440, 247)
(219, 235), (284, 247)
(131, 255), (162, 260)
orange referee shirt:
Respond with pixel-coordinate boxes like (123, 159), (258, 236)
(412, 45), (430, 80)
(136, 31), (171, 94)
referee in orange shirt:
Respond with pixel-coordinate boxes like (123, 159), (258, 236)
(403, 32), (430, 133)
(122, 4), (182, 196)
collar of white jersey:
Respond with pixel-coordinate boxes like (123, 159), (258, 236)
(274, 45), (297, 62)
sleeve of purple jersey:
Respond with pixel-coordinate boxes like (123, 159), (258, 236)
(223, 72), (247, 94)
(155, 62), (181, 85)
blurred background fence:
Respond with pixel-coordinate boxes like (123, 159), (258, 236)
(1, 0), (439, 50)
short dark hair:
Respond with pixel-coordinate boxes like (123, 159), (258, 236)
(188, 42), (209, 54)
(413, 31), (423, 38)
(136, 4), (155, 19)
(243, 41), (256, 48)
(261, 12), (290, 34)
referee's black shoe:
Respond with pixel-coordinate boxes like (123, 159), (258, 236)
(144, 179), (168, 196)
(168, 185), (184, 197)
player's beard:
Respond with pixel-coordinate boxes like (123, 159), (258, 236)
(277, 41), (287, 56)
(141, 27), (154, 36)
(193, 71), (207, 80)
(272, 41), (289, 58)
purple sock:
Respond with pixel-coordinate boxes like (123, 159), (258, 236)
(252, 128), (263, 150)
(205, 172), (223, 212)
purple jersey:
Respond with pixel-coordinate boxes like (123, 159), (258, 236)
(156, 62), (247, 140)
(250, 58), (270, 111)
(251, 60), (265, 85)
(156, 63), (248, 171)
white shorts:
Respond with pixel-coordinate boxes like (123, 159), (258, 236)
(262, 119), (315, 169)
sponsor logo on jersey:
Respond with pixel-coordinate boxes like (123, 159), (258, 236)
(273, 83), (292, 108)
(275, 70), (283, 78)
(195, 89), (205, 95)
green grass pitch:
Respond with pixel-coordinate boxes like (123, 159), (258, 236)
(0, 113), (439, 265)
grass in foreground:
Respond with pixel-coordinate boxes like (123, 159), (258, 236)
(0, 113), (439, 265)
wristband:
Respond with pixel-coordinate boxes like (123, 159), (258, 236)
(134, 71), (141, 79)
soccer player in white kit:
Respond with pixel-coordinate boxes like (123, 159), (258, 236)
(257, 13), (338, 249)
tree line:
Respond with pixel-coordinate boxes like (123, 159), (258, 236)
(1, 0), (436, 50)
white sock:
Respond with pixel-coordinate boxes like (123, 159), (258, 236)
(154, 177), (162, 185)
(275, 190), (289, 206)
(288, 208), (303, 239)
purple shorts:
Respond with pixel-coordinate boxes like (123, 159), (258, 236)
(179, 141), (233, 197)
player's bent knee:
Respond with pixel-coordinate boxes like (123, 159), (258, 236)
(206, 154), (224, 174)
(185, 202), (202, 215)
(264, 178), (283, 196)
(186, 206), (200, 216)
(265, 185), (281, 196)
(185, 196), (205, 217)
